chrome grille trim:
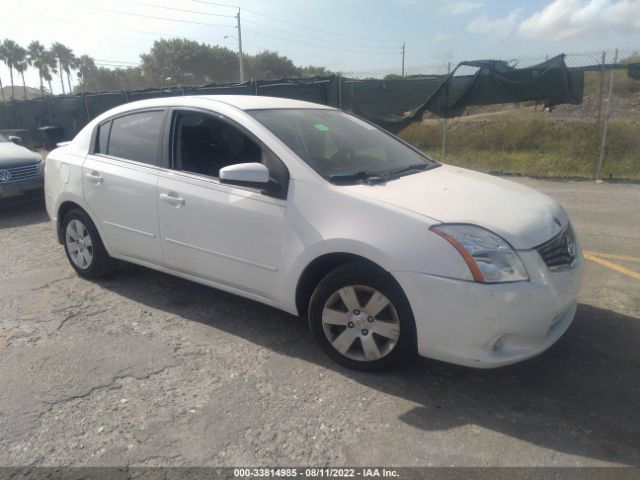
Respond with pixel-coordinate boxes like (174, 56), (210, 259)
(536, 224), (576, 270)
(0, 164), (41, 184)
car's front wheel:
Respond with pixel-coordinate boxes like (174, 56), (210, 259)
(309, 263), (416, 371)
(62, 208), (114, 279)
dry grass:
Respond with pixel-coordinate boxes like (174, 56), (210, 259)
(400, 111), (640, 180)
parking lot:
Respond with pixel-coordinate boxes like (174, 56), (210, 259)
(0, 178), (638, 467)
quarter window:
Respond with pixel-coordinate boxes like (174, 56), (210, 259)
(106, 111), (164, 165)
(96, 121), (111, 154)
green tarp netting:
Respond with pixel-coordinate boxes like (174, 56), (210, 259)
(0, 55), (588, 144)
(349, 55), (584, 133)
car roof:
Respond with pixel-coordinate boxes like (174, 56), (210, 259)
(195, 95), (335, 110)
(94, 95), (335, 114)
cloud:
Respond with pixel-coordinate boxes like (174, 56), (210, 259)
(467, 9), (522, 39)
(519, 0), (640, 40)
(441, 1), (485, 15)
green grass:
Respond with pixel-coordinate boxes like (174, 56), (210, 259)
(400, 115), (640, 180)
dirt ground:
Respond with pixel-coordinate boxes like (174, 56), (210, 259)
(0, 178), (639, 467)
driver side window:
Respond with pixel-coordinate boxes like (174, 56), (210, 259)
(171, 112), (262, 178)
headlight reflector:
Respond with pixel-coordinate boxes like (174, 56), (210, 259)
(431, 224), (529, 283)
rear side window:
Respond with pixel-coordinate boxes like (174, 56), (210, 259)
(106, 111), (164, 165)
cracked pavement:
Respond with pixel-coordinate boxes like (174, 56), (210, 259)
(0, 179), (639, 467)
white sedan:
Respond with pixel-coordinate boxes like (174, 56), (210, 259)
(44, 96), (582, 370)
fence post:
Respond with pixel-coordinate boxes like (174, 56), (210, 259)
(593, 51), (606, 179)
(441, 61), (451, 160)
(83, 92), (91, 122)
(11, 98), (18, 129)
(596, 48), (618, 181)
(44, 95), (51, 126)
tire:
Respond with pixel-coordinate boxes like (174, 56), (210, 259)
(309, 263), (417, 371)
(62, 208), (114, 279)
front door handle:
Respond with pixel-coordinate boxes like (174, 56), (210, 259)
(160, 192), (185, 207)
(85, 171), (103, 185)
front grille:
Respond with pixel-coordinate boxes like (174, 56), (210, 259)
(0, 163), (40, 183)
(536, 224), (577, 270)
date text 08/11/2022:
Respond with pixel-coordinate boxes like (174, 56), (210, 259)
(233, 468), (400, 478)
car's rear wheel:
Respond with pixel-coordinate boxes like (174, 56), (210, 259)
(62, 209), (114, 279)
(309, 263), (416, 371)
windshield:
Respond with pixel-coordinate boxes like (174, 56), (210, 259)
(248, 109), (436, 183)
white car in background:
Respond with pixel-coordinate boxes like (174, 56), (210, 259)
(44, 96), (582, 370)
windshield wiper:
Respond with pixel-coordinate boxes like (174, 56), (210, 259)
(328, 171), (388, 185)
(382, 163), (432, 179)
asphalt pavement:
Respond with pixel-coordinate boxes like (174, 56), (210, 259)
(0, 178), (638, 467)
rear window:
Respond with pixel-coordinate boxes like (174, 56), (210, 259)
(106, 111), (164, 165)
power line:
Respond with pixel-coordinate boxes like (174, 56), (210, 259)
(117, 0), (237, 18)
(96, 59), (139, 65)
(241, 8), (401, 43)
(183, 0), (401, 43)
(184, 0), (238, 9)
(241, 18), (400, 51)
(242, 28), (402, 55)
(83, 6), (236, 27)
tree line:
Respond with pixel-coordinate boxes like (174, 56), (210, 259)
(0, 38), (331, 101)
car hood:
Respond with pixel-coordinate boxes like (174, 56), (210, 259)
(0, 142), (42, 168)
(341, 164), (566, 249)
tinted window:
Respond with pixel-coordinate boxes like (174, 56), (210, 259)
(107, 111), (164, 165)
(95, 121), (111, 154)
(172, 112), (261, 178)
(249, 109), (434, 180)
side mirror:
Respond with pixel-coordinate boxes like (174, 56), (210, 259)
(219, 162), (269, 185)
(8, 136), (22, 145)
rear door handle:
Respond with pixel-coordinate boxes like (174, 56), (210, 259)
(85, 171), (103, 184)
(160, 192), (185, 207)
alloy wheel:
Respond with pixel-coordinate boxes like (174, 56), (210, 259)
(65, 219), (94, 269)
(321, 284), (401, 362)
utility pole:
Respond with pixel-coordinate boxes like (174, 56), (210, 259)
(401, 42), (405, 77)
(441, 61), (451, 160)
(236, 8), (245, 83)
(596, 48), (618, 181)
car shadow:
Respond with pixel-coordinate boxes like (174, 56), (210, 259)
(0, 195), (48, 230)
(97, 266), (640, 465)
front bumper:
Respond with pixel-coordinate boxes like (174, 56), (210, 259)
(394, 246), (583, 368)
(0, 176), (44, 199)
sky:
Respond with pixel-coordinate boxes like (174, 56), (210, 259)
(1, 0), (639, 94)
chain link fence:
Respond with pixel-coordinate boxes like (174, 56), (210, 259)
(345, 49), (640, 181)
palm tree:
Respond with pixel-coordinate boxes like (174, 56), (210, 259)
(27, 41), (48, 97)
(0, 47), (5, 102)
(75, 54), (96, 92)
(0, 39), (23, 100)
(51, 42), (71, 94)
(66, 53), (77, 93)
(44, 51), (57, 94)
(14, 48), (29, 100)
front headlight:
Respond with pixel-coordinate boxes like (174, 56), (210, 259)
(36, 156), (45, 175)
(430, 224), (529, 283)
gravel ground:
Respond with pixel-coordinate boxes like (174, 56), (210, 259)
(0, 179), (638, 467)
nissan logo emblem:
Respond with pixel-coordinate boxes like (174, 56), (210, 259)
(0, 170), (12, 182)
(565, 236), (576, 258)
